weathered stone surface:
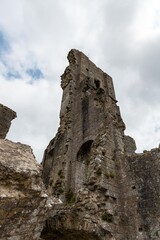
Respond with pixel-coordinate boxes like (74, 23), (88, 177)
(42, 49), (160, 239)
(2, 50), (159, 239)
(120, 149), (160, 239)
(42, 49), (126, 239)
(0, 104), (16, 139)
(0, 139), (57, 240)
(123, 135), (136, 154)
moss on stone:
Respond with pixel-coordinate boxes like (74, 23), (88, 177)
(96, 168), (102, 176)
(101, 212), (114, 223)
(65, 189), (76, 204)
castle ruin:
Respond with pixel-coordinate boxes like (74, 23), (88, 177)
(0, 50), (160, 239)
(41, 50), (160, 239)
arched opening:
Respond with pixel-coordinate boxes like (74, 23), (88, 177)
(41, 228), (99, 240)
(77, 140), (93, 163)
(75, 140), (93, 188)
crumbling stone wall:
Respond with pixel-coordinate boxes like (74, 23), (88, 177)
(0, 104), (16, 139)
(119, 149), (160, 239)
(1, 50), (159, 239)
(0, 104), (58, 240)
(42, 50), (160, 240)
(42, 49), (128, 239)
(123, 135), (136, 154)
(0, 139), (54, 240)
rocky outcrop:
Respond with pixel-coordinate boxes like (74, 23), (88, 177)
(0, 104), (59, 240)
(0, 139), (55, 240)
(0, 104), (16, 139)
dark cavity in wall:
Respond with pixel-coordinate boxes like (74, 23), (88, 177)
(82, 96), (89, 135)
(94, 79), (100, 89)
(77, 140), (93, 164)
(40, 225), (100, 240)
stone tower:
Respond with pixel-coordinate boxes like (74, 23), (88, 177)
(41, 49), (160, 240)
(42, 49), (126, 193)
(42, 49), (127, 239)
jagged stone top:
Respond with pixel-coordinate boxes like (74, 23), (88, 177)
(61, 49), (116, 106)
(0, 103), (17, 139)
(67, 49), (111, 77)
(0, 138), (58, 240)
(0, 139), (40, 175)
(0, 138), (46, 200)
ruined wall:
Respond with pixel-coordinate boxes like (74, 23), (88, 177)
(1, 51), (159, 239)
(119, 149), (160, 239)
(42, 49), (128, 239)
(0, 104), (58, 240)
(0, 104), (16, 139)
(42, 49), (160, 240)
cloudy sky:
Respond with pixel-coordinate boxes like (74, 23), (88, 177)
(0, 0), (160, 162)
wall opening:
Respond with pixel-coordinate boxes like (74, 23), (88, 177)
(77, 140), (93, 164)
(82, 96), (89, 134)
(41, 228), (100, 240)
(94, 79), (100, 89)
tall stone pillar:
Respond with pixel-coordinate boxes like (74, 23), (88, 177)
(42, 49), (126, 239)
(0, 103), (16, 139)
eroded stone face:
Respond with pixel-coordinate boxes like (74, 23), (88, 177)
(0, 139), (57, 240)
(42, 49), (126, 239)
(2, 50), (160, 239)
(121, 149), (160, 239)
(42, 49), (160, 240)
(124, 135), (137, 154)
(0, 104), (16, 139)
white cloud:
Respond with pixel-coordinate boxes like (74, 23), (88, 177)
(0, 0), (160, 161)
(0, 75), (62, 161)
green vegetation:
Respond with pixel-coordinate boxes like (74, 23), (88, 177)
(105, 170), (115, 179)
(96, 167), (102, 176)
(58, 169), (63, 178)
(105, 171), (110, 179)
(65, 189), (76, 204)
(109, 171), (115, 179)
(58, 187), (64, 194)
(101, 212), (114, 223)
(54, 179), (64, 195)
(49, 180), (53, 186)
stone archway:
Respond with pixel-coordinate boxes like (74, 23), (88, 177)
(77, 140), (93, 163)
(41, 228), (99, 240)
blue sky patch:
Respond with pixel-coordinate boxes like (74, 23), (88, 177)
(6, 71), (21, 79)
(154, 126), (160, 133)
(26, 68), (44, 80)
(0, 31), (10, 54)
